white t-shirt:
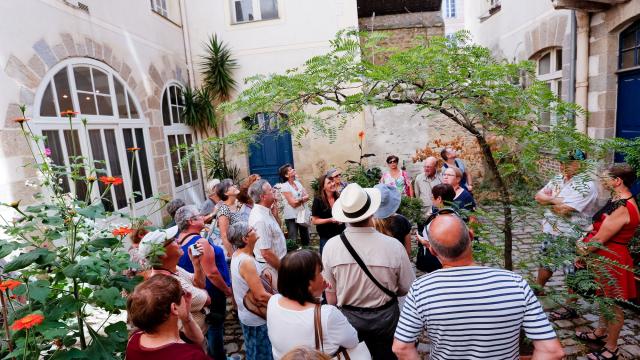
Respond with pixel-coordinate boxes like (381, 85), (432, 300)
(266, 294), (359, 359)
(280, 180), (306, 219)
(230, 252), (266, 327)
(541, 173), (598, 237)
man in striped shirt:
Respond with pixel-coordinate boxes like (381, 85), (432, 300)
(392, 213), (564, 360)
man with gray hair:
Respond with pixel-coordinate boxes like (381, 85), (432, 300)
(248, 179), (286, 289)
(413, 156), (442, 218)
(393, 213), (564, 360)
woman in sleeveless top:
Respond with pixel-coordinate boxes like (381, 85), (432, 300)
(380, 154), (413, 197)
(575, 165), (639, 360)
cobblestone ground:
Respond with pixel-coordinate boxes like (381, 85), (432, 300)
(222, 208), (640, 359)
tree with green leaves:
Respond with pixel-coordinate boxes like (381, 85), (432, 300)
(225, 30), (599, 270)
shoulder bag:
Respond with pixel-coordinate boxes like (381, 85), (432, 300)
(314, 304), (371, 360)
(339, 233), (397, 299)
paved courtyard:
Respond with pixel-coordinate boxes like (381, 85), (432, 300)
(222, 207), (640, 359)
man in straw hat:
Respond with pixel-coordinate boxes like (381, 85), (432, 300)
(322, 183), (415, 360)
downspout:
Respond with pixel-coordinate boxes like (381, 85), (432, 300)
(568, 11), (576, 109)
(575, 11), (590, 134)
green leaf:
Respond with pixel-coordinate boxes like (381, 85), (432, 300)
(0, 240), (21, 259)
(3, 248), (56, 272)
(105, 321), (128, 343)
(49, 348), (88, 360)
(88, 237), (118, 249)
(29, 279), (51, 303)
(92, 287), (125, 311)
(77, 203), (106, 219)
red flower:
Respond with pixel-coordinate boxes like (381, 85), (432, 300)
(13, 117), (29, 124)
(99, 176), (123, 186)
(112, 226), (133, 237)
(358, 131), (365, 141)
(127, 147), (141, 152)
(11, 313), (44, 331)
(60, 110), (79, 117)
(0, 280), (22, 292)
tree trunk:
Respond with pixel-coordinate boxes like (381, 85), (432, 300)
(475, 134), (513, 270)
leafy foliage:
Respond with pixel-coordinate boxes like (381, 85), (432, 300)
(0, 108), (156, 359)
(182, 86), (217, 134)
(201, 34), (238, 102)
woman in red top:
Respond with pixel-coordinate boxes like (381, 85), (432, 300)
(126, 275), (210, 360)
(575, 164), (638, 360)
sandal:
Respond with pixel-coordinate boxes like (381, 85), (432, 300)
(576, 329), (607, 344)
(586, 346), (618, 360)
(549, 307), (578, 321)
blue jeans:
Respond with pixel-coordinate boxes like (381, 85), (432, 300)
(207, 294), (227, 359)
(241, 323), (273, 360)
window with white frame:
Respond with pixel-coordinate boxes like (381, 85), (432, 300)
(535, 48), (563, 131)
(36, 59), (154, 213)
(162, 84), (199, 190)
(230, 0), (279, 24)
(443, 0), (456, 18)
(150, 0), (168, 17)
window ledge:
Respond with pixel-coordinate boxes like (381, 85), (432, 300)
(479, 3), (502, 22)
(151, 10), (182, 28)
(231, 17), (280, 26)
(616, 65), (640, 74)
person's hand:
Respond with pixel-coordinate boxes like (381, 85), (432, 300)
(302, 194), (309, 202)
(330, 217), (340, 224)
(189, 242), (205, 264)
(543, 188), (553, 196)
(416, 234), (429, 247)
(323, 279), (332, 291)
(224, 286), (233, 297)
(466, 184), (473, 192)
(574, 257), (586, 269)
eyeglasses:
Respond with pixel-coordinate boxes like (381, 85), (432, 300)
(425, 207), (461, 235)
(387, 160), (398, 164)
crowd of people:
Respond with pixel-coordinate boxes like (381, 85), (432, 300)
(123, 151), (638, 360)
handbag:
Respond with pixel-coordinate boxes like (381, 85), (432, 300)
(314, 304), (371, 360)
(243, 267), (277, 319)
(296, 204), (311, 227)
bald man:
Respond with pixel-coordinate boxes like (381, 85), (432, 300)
(393, 214), (564, 360)
(413, 156), (442, 218)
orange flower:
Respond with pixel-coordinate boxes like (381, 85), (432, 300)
(60, 110), (79, 117)
(358, 131), (365, 141)
(99, 176), (123, 186)
(112, 226), (133, 237)
(10, 313), (44, 331)
(0, 280), (22, 292)
(127, 147), (141, 152)
(14, 117), (29, 124)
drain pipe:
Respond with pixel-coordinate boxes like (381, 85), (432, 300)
(574, 10), (590, 134)
(568, 11), (576, 110)
(179, 0), (196, 87)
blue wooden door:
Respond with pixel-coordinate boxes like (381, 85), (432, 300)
(247, 114), (294, 186)
(615, 70), (640, 162)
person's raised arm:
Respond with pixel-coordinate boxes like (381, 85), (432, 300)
(188, 243), (206, 289)
(177, 291), (204, 346)
(197, 238), (232, 296)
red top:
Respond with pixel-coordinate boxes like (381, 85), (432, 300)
(126, 331), (211, 360)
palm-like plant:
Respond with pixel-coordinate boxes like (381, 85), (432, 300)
(182, 86), (217, 136)
(201, 34), (238, 101)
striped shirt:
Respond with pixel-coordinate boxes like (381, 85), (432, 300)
(394, 266), (556, 360)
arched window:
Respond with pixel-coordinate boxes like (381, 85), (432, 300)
(620, 21), (640, 69)
(534, 48), (563, 130)
(162, 83), (202, 204)
(34, 59), (154, 214)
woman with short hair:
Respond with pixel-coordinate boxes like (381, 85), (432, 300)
(441, 147), (473, 192)
(228, 221), (274, 360)
(216, 178), (242, 257)
(380, 155), (413, 197)
(126, 275), (209, 360)
(267, 249), (358, 359)
(279, 164), (311, 247)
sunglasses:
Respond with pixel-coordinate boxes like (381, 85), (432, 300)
(387, 160), (398, 164)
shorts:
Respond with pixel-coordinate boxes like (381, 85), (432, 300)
(539, 233), (576, 274)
